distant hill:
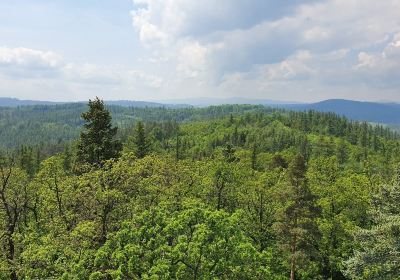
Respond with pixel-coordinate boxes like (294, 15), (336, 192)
(159, 97), (299, 106)
(0, 97), (62, 106)
(281, 99), (400, 125)
(0, 103), (263, 149)
(105, 100), (189, 108)
(0, 97), (188, 108)
(162, 98), (400, 125)
(2, 97), (400, 125)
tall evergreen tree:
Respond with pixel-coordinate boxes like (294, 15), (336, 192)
(175, 132), (181, 162)
(76, 97), (121, 167)
(274, 154), (321, 280)
(133, 121), (150, 159)
(223, 143), (237, 163)
(345, 182), (400, 279)
(251, 143), (258, 170)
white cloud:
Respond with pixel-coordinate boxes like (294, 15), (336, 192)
(2, 0), (400, 101)
(128, 0), (400, 101)
(354, 34), (400, 87)
(263, 51), (314, 81)
(0, 47), (64, 79)
(0, 47), (63, 68)
(0, 46), (164, 100)
(176, 41), (208, 78)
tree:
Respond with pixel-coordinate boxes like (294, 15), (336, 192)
(76, 97), (121, 167)
(345, 183), (400, 280)
(251, 143), (258, 170)
(0, 154), (31, 280)
(125, 121), (151, 159)
(274, 154), (321, 280)
(91, 202), (272, 279)
(241, 170), (281, 251)
(175, 132), (181, 162)
(222, 144), (237, 163)
(35, 156), (71, 230)
(307, 157), (370, 279)
(336, 139), (348, 164)
(270, 154), (288, 169)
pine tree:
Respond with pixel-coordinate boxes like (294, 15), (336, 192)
(133, 121), (150, 159)
(270, 154), (288, 169)
(336, 139), (348, 164)
(175, 133), (181, 162)
(345, 181), (400, 279)
(62, 145), (72, 172)
(223, 144), (237, 163)
(274, 154), (321, 280)
(228, 113), (234, 126)
(76, 97), (121, 167)
(251, 143), (258, 170)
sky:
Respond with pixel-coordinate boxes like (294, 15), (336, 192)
(0, 0), (399, 102)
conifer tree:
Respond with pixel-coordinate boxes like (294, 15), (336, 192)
(175, 133), (181, 162)
(274, 154), (321, 280)
(345, 181), (400, 279)
(76, 97), (121, 167)
(133, 121), (150, 159)
(251, 143), (258, 170)
(223, 143), (237, 163)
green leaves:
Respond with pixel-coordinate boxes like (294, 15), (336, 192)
(77, 97), (121, 168)
(92, 201), (272, 279)
(124, 121), (151, 159)
(3, 105), (400, 280)
(345, 184), (400, 280)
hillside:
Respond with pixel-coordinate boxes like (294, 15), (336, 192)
(0, 103), (265, 149)
(163, 98), (400, 125)
(2, 99), (400, 152)
(282, 99), (400, 124)
(0, 97), (185, 108)
(3, 97), (400, 125)
(0, 104), (399, 279)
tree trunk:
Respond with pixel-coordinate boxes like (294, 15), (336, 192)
(7, 227), (17, 280)
(290, 258), (295, 280)
(290, 235), (297, 280)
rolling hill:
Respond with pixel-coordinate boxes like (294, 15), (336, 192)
(2, 97), (400, 125)
(0, 97), (187, 108)
(282, 99), (400, 125)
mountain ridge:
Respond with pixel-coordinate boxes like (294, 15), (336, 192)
(280, 99), (400, 124)
(1, 97), (400, 124)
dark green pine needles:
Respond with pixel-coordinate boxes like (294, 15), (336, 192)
(77, 97), (121, 167)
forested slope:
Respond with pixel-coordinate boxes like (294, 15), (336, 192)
(0, 103), (264, 149)
(0, 103), (399, 279)
(284, 99), (400, 124)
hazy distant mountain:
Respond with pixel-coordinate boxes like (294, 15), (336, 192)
(105, 100), (189, 108)
(160, 98), (400, 125)
(2, 97), (400, 125)
(0, 97), (62, 106)
(158, 97), (300, 106)
(0, 97), (188, 108)
(281, 99), (400, 124)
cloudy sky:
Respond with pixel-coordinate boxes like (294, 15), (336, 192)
(0, 0), (400, 102)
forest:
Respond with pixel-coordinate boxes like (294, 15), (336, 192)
(1, 98), (400, 280)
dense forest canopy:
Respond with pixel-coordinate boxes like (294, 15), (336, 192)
(0, 103), (268, 149)
(0, 101), (400, 279)
(0, 103), (397, 150)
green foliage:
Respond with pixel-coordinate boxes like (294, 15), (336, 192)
(0, 104), (400, 279)
(124, 121), (151, 158)
(344, 183), (400, 280)
(274, 155), (321, 279)
(76, 97), (122, 167)
(0, 154), (31, 280)
(308, 157), (370, 279)
(91, 201), (272, 279)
